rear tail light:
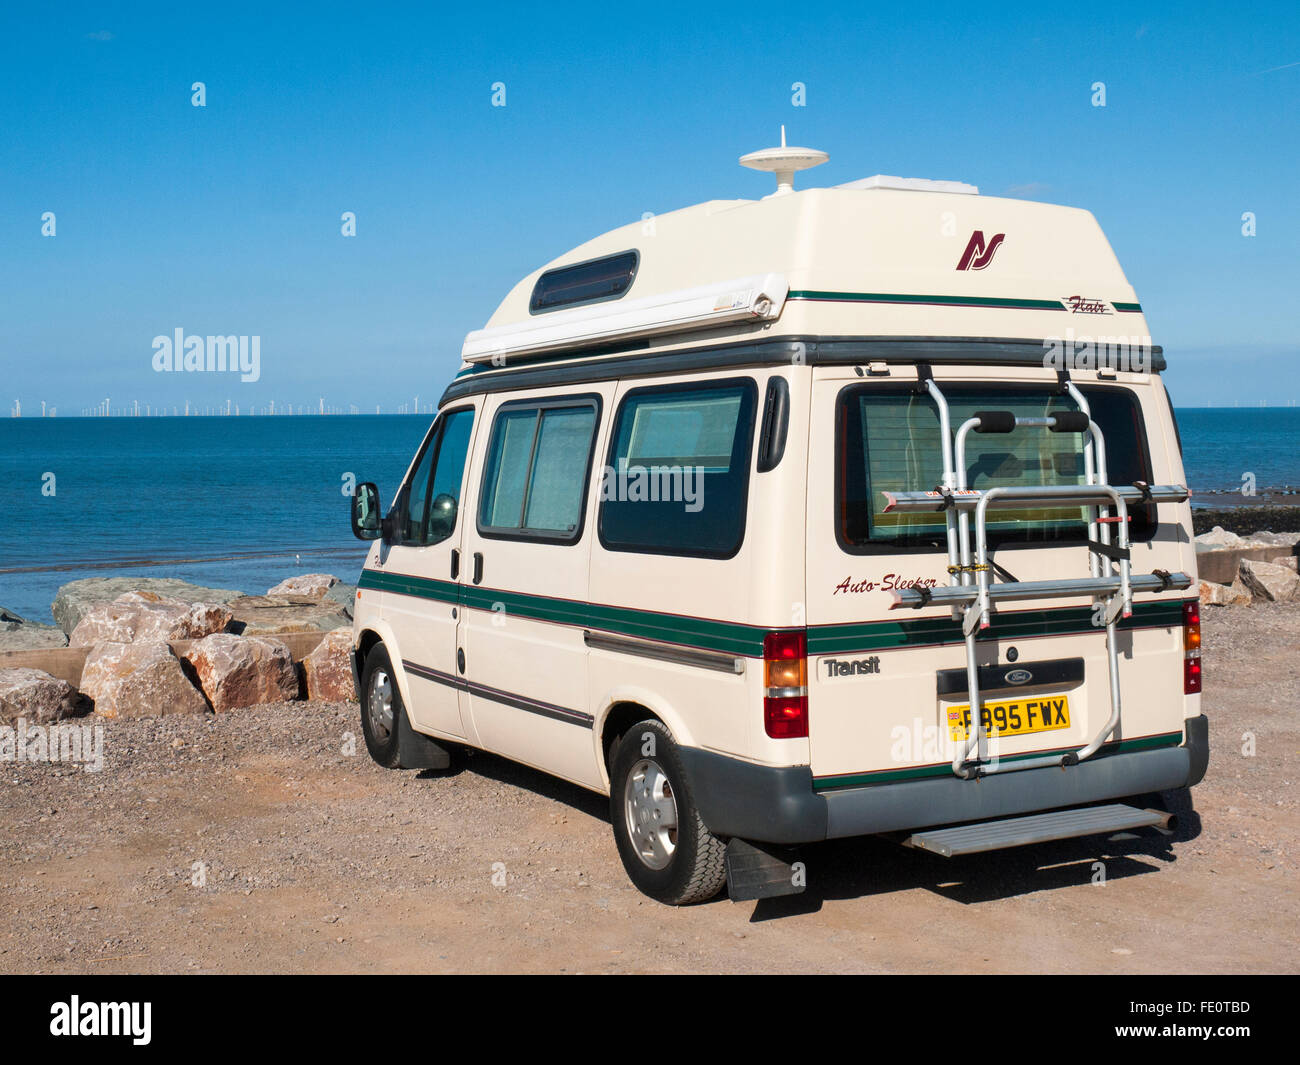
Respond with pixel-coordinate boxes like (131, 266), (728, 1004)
(1183, 600), (1202, 694)
(764, 630), (808, 739)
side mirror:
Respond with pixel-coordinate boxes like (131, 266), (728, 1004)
(351, 482), (383, 540)
(428, 492), (458, 540)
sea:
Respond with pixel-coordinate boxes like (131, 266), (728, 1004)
(1, 408), (1297, 624)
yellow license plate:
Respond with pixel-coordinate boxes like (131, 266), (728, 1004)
(947, 695), (1071, 741)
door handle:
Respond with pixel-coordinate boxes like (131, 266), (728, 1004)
(450, 549), (460, 580)
(472, 552), (484, 585)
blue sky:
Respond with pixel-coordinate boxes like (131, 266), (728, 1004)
(1, 1), (1296, 413)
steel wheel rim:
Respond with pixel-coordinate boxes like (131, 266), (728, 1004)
(623, 758), (679, 870)
(367, 668), (394, 741)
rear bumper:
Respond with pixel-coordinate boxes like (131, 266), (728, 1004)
(679, 714), (1209, 845)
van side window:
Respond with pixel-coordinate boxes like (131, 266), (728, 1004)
(397, 408), (475, 546)
(478, 397), (600, 542)
(600, 379), (757, 559)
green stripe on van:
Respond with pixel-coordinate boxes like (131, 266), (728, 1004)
(787, 290), (1067, 312)
(812, 730), (1185, 790)
(359, 569), (461, 605)
(360, 569), (1187, 659)
(358, 568), (770, 656)
(805, 597), (1184, 656)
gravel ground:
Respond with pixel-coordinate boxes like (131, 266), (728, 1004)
(0, 600), (1296, 974)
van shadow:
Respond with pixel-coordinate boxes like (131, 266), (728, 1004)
(418, 747), (610, 822)
(412, 753), (1203, 921)
(751, 788), (1203, 922)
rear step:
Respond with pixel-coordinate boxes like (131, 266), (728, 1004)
(901, 804), (1167, 857)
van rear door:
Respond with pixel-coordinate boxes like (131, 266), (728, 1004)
(803, 367), (1189, 791)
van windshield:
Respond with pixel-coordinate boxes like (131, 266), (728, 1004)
(837, 383), (1155, 551)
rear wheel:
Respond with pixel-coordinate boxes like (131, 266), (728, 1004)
(359, 645), (402, 768)
(609, 719), (726, 905)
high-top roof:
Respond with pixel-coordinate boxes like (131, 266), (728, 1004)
(461, 147), (1147, 369)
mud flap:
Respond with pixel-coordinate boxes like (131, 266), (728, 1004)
(397, 711), (451, 770)
(725, 839), (805, 901)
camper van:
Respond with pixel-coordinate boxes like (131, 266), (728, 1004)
(348, 138), (1207, 905)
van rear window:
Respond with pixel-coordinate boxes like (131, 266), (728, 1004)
(837, 384), (1155, 552)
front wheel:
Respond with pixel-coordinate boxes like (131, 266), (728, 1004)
(359, 644), (402, 768)
(609, 719), (727, 905)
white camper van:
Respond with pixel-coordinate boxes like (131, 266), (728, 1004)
(348, 139), (1206, 905)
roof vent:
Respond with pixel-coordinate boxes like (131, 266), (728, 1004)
(740, 127), (828, 197)
(837, 174), (979, 195)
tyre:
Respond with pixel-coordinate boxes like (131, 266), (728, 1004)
(359, 644), (402, 768)
(609, 719), (727, 905)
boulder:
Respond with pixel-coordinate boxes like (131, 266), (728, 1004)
(0, 668), (88, 725)
(1194, 526), (1243, 547)
(1243, 530), (1300, 548)
(227, 595), (351, 636)
(302, 628), (356, 702)
(183, 633), (298, 712)
(1195, 541), (1296, 584)
(53, 577), (242, 635)
(68, 593), (233, 647)
(0, 608), (69, 651)
(267, 573), (339, 599)
(324, 581), (357, 619)
(1198, 579), (1252, 608)
(68, 601), (145, 646)
(1238, 558), (1300, 603)
(80, 641), (209, 719)
(164, 602), (237, 640)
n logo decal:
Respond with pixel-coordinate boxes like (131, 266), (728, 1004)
(956, 230), (1005, 271)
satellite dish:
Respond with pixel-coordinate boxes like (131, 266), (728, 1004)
(739, 126), (828, 196)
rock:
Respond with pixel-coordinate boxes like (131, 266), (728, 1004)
(164, 602), (237, 640)
(323, 581), (357, 619)
(1278, 556), (1298, 573)
(183, 633), (298, 711)
(1198, 579), (1252, 607)
(0, 668), (88, 725)
(1194, 526), (1243, 547)
(267, 574), (339, 599)
(68, 602), (144, 646)
(302, 629), (356, 702)
(68, 594), (233, 647)
(1196, 540), (1297, 584)
(0, 611), (69, 651)
(1243, 531), (1300, 548)
(1238, 558), (1300, 603)
(80, 641), (209, 719)
(227, 595), (351, 636)
(52, 577), (242, 635)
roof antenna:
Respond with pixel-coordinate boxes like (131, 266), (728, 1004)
(739, 126), (828, 197)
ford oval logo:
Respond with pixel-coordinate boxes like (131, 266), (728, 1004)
(1005, 668), (1033, 686)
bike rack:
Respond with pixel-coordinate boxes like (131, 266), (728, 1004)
(884, 372), (1192, 779)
